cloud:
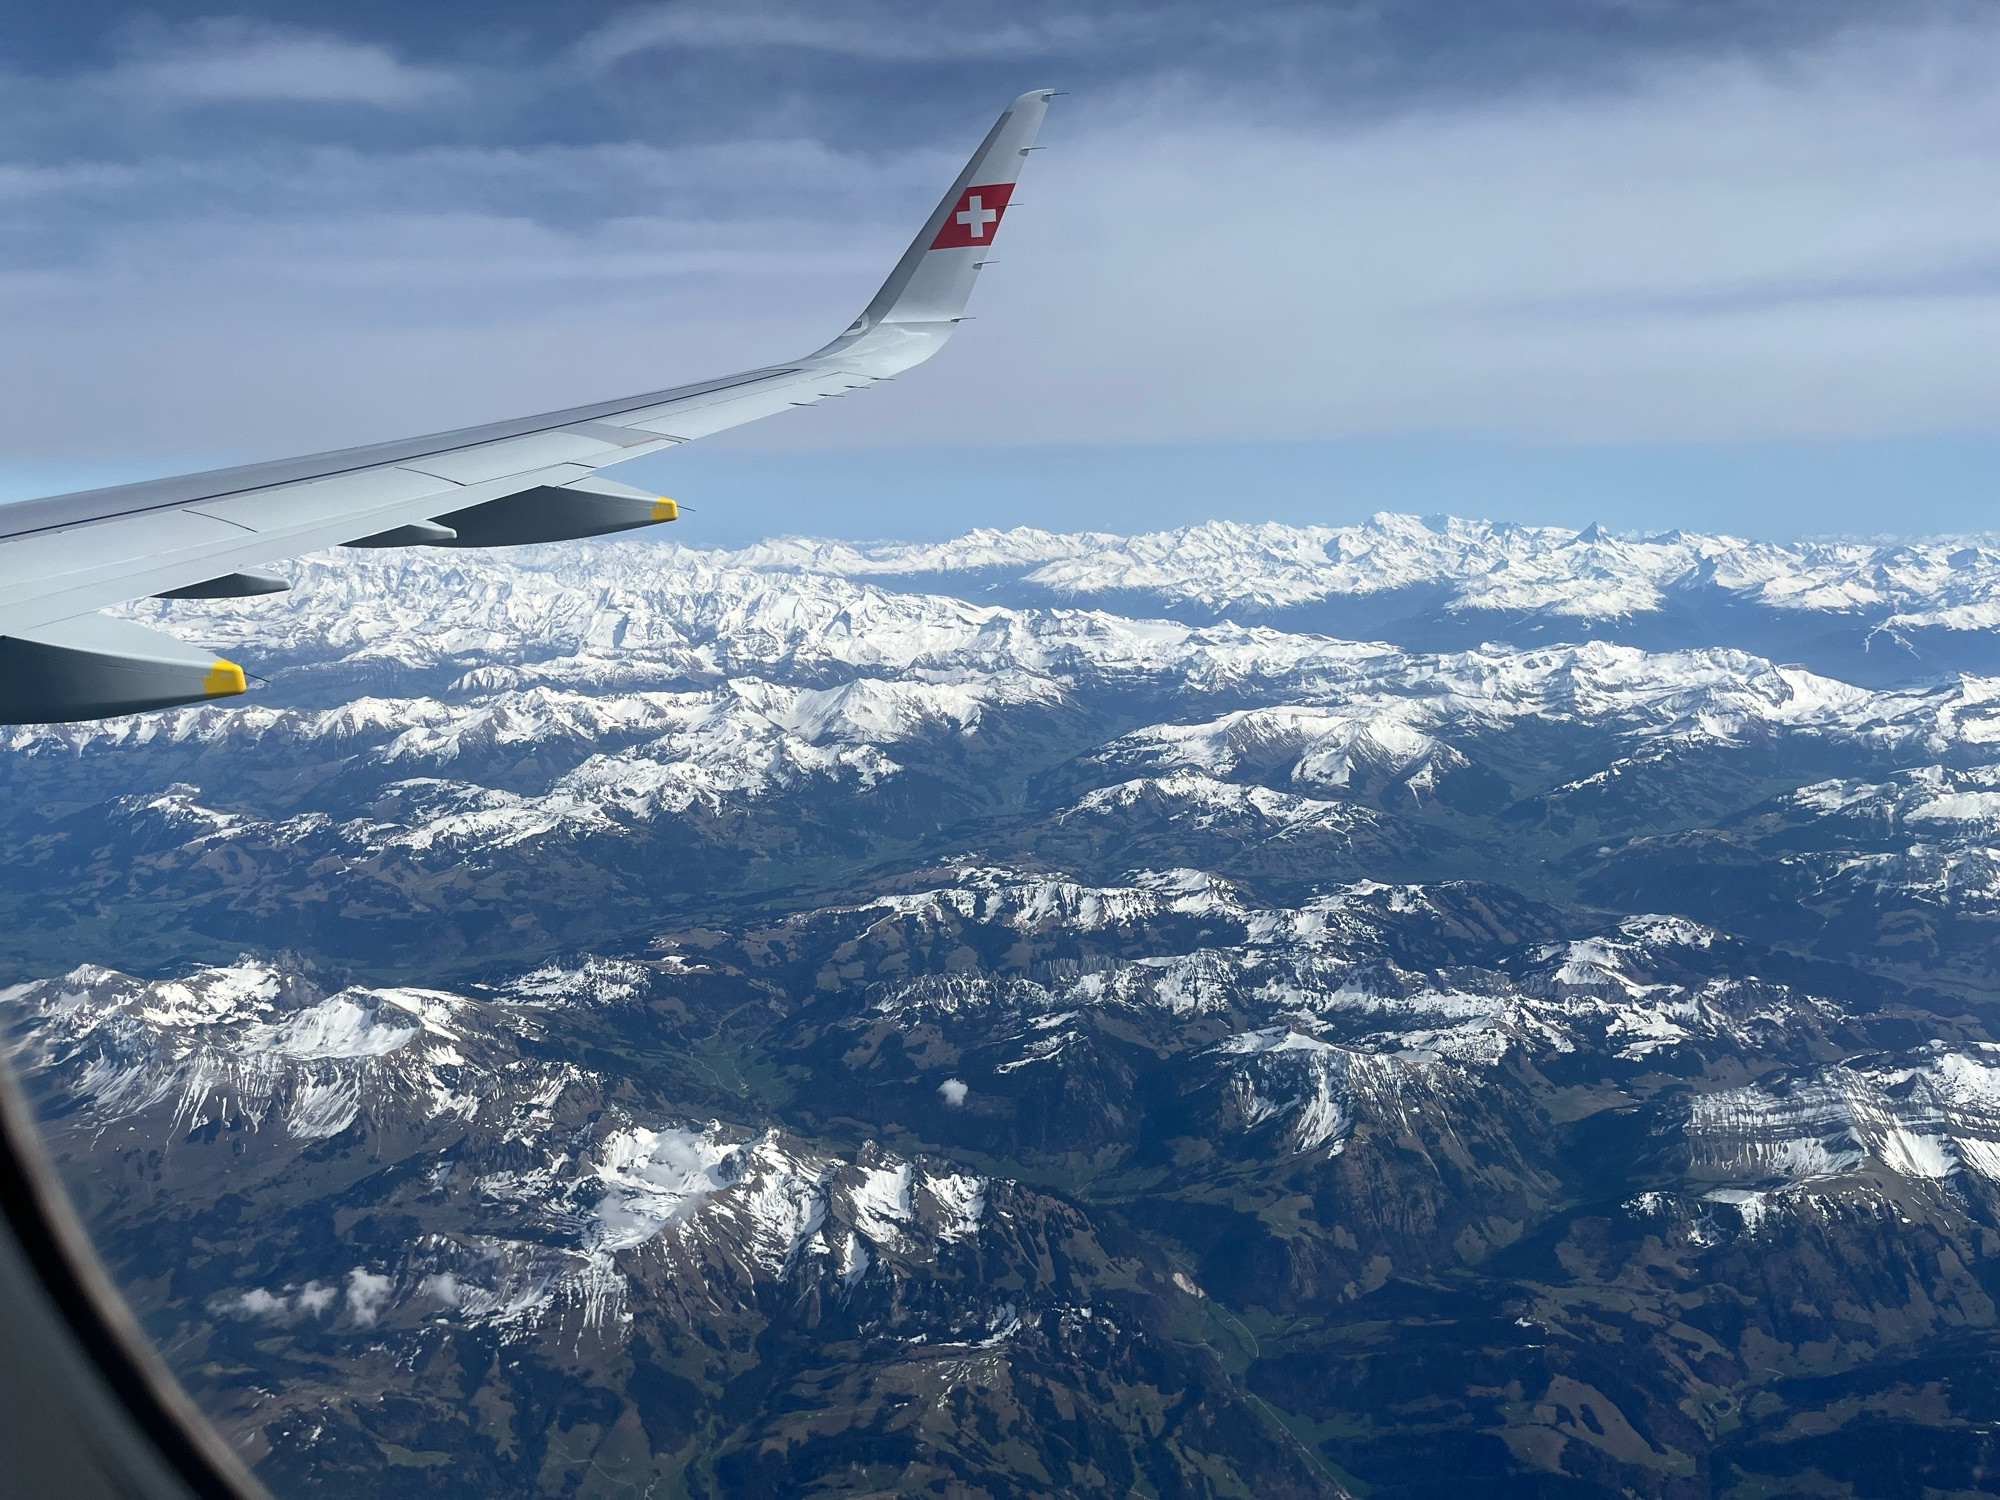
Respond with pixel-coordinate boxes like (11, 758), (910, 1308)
(0, 11), (1993, 480)
(939, 1078), (970, 1106)
(824, 16), (2000, 446)
(567, 0), (1398, 83)
(220, 1287), (291, 1321)
(0, 134), (944, 458)
(578, 3), (1099, 67)
(345, 1266), (395, 1326)
(213, 1279), (338, 1323)
(418, 1272), (463, 1307)
(111, 19), (464, 108)
(570, 0), (1324, 70)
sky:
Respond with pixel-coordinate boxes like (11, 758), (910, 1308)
(0, 0), (1993, 543)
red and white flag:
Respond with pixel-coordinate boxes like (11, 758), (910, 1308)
(930, 183), (1016, 249)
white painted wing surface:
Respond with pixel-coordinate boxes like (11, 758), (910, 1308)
(0, 90), (1055, 723)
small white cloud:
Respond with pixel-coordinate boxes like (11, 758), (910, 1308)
(938, 1077), (970, 1107)
(417, 1272), (462, 1307)
(220, 1287), (291, 1321)
(345, 1267), (395, 1326)
(216, 1278), (339, 1322)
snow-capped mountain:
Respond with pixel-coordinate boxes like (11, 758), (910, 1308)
(7, 517), (2000, 1498)
(1, 531), (1989, 989)
(8, 960), (1004, 1337)
(716, 514), (2000, 662)
(15, 861), (1999, 1498)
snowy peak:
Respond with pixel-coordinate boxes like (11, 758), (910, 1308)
(6, 964), (558, 1143)
(1687, 1046), (2000, 1195)
(703, 514), (2000, 629)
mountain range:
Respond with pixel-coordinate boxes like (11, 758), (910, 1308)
(5, 514), (2000, 1499)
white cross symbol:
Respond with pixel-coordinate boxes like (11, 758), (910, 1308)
(956, 194), (999, 239)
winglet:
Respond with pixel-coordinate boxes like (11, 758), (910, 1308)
(813, 90), (1055, 372)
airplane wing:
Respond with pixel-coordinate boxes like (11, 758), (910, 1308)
(0, 90), (1055, 725)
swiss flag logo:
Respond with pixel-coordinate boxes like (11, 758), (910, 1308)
(931, 183), (1015, 249)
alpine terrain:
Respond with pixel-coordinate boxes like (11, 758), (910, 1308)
(7, 513), (2000, 1500)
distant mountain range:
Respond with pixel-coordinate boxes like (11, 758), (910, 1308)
(5, 515), (2000, 1498)
(726, 515), (2000, 683)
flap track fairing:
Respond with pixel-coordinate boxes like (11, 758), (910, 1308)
(430, 478), (678, 548)
(0, 615), (245, 724)
(155, 569), (290, 600)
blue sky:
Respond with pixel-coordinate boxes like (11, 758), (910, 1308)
(0, 1), (1993, 542)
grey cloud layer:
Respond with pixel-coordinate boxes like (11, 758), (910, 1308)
(111, 18), (467, 106)
(572, 4), (1125, 67)
(0, 4), (1992, 475)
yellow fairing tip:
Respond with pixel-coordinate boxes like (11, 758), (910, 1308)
(651, 497), (679, 522)
(203, 659), (248, 698)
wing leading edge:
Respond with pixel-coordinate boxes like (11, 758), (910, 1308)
(0, 89), (1055, 724)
